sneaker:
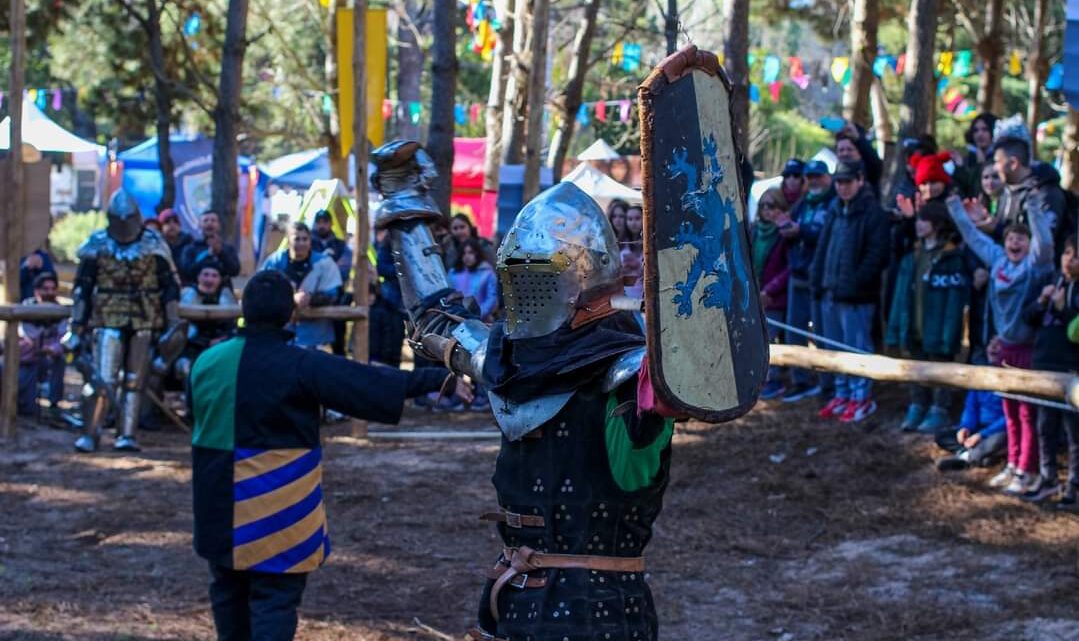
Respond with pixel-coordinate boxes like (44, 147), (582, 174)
(936, 456), (970, 472)
(988, 464), (1017, 488)
(818, 397), (849, 419)
(113, 435), (141, 452)
(782, 383), (821, 403)
(916, 406), (951, 434)
(1004, 472), (1039, 496)
(839, 399), (878, 424)
(759, 381), (787, 400)
(899, 404), (926, 432)
(1021, 477), (1061, 502)
(74, 435), (97, 453)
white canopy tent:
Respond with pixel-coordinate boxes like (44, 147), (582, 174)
(562, 162), (642, 212)
(0, 98), (104, 156)
(576, 139), (622, 161)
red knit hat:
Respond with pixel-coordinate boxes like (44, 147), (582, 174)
(909, 152), (952, 186)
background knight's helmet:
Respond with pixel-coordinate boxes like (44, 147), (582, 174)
(496, 182), (623, 339)
(105, 190), (143, 245)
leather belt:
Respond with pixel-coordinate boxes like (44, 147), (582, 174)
(466, 627), (508, 641)
(479, 509), (546, 529)
(488, 545), (645, 621)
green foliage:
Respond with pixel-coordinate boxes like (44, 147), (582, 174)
(49, 211), (105, 263)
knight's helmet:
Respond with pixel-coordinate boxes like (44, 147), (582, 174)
(497, 182), (623, 339)
(371, 139), (442, 226)
(106, 189), (143, 245)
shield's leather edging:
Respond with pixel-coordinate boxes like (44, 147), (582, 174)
(636, 44), (770, 424)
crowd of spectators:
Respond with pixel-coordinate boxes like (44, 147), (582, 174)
(754, 113), (1078, 510)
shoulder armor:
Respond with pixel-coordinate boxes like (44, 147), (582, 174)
(76, 230), (110, 259)
(139, 229), (177, 266)
(603, 347), (646, 393)
(489, 390), (576, 441)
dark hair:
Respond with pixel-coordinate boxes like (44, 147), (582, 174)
(607, 199), (629, 220)
(242, 271), (295, 327)
(32, 271), (57, 290)
(917, 201), (958, 243)
(195, 259), (224, 278)
(289, 221), (311, 235)
(454, 237), (486, 272)
(200, 210), (220, 221)
(450, 213), (478, 238)
(1003, 222), (1032, 240)
(992, 138), (1031, 167)
(313, 209), (332, 222)
(622, 204), (643, 247)
(1065, 234), (1077, 254)
(965, 113), (998, 146)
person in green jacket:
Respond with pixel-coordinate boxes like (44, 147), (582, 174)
(886, 201), (970, 433)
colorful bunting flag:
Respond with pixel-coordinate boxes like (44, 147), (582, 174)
(321, 94), (333, 114)
(763, 55), (781, 83)
(872, 56), (888, 78)
(619, 100), (631, 123)
(896, 53), (906, 75)
(470, 103), (482, 123)
(183, 13), (201, 36)
(1046, 63), (1063, 91)
(789, 57), (809, 90)
(830, 57), (849, 84)
(408, 102), (422, 125)
(937, 51), (954, 76)
(768, 81), (782, 103)
(36, 89), (47, 109)
(1008, 50), (1022, 76)
(382, 99), (393, 119)
(611, 42), (624, 67)
(51, 88), (62, 110)
(595, 101), (606, 122)
(749, 84), (760, 103)
(0, 92), (4, 110)
(454, 104), (467, 125)
(622, 44), (641, 72)
(954, 50), (973, 77)
(576, 103), (590, 126)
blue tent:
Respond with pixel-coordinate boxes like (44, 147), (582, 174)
(260, 148), (357, 189)
(118, 135), (262, 235)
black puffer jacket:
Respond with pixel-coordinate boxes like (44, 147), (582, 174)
(810, 184), (890, 305)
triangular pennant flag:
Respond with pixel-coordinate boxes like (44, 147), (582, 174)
(576, 103), (590, 126)
(619, 100), (631, 122)
(763, 55), (781, 83)
(36, 89), (47, 109)
(322, 94), (333, 114)
(454, 104), (467, 125)
(954, 50), (973, 77)
(622, 44), (641, 72)
(27, 88), (37, 103)
(830, 57), (849, 84)
(52, 88), (62, 110)
(611, 42), (624, 67)
(0, 91), (4, 110)
(595, 101), (607, 122)
(896, 53), (906, 76)
(768, 81), (782, 102)
(749, 84), (760, 103)
(382, 99), (393, 119)
(938, 51), (954, 76)
(1046, 63), (1064, 91)
(792, 74), (810, 90)
(872, 57), (888, 78)
(409, 101), (422, 124)
(470, 103), (482, 123)
(1008, 50), (1022, 76)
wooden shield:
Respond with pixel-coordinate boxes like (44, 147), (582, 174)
(638, 46), (769, 423)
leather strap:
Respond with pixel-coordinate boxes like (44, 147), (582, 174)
(479, 510), (546, 529)
(488, 546), (645, 621)
(570, 293), (619, 329)
(485, 563), (548, 587)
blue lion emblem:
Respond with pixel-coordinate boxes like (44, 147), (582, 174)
(667, 134), (750, 318)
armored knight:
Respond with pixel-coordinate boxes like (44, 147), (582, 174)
(65, 190), (184, 453)
(373, 140), (673, 641)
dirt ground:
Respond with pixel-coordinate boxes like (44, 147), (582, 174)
(1, 387), (1077, 641)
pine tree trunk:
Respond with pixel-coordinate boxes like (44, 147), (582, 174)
(664, 0), (678, 55)
(500, 0), (530, 165)
(146, 0), (175, 212)
(547, 0), (601, 182)
(1026, 0), (1049, 158)
(870, 77), (893, 154)
(396, 0), (424, 141)
(886, 0), (937, 195)
(522, 0), (550, 201)
(427, 0), (457, 214)
(1061, 107), (1079, 193)
(483, 0), (513, 191)
(842, 0), (879, 128)
(211, 0), (249, 239)
(975, 0), (1004, 114)
(325, 1), (348, 182)
(723, 0), (750, 156)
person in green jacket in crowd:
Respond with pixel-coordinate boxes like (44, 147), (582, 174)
(887, 201), (970, 433)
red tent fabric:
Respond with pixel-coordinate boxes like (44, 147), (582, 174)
(450, 137), (497, 238)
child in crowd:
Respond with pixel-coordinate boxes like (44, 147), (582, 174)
(886, 203), (968, 432)
(935, 389), (1007, 471)
(754, 188), (792, 400)
(448, 237), (499, 323)
(1020, 234), (1079, 506)
(948, 194), (1054, 495)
